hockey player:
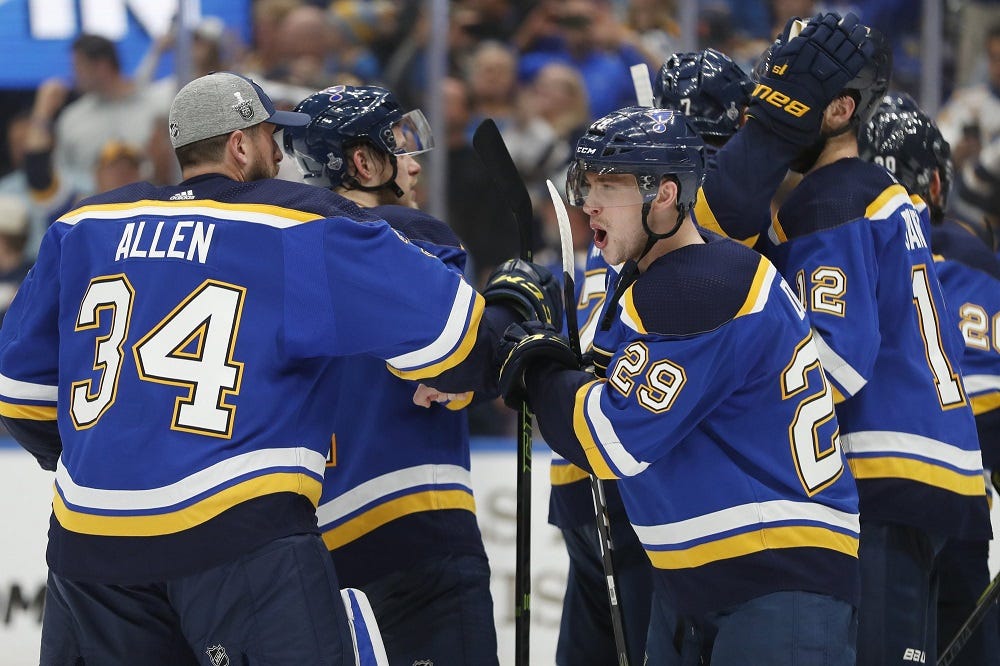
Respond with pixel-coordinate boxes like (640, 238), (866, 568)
(499, 107), (861, 664)
(548, 47), (754, 665)
(752, 28), (992, 664)
(859, 95), (1000, 666)
(283, 85), (499, 665)
(0, 72), (559, 665)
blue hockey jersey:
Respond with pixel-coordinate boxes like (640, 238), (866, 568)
(930, 213), (1000, 468)
(317, 205), (487, 586)
(531, 234), (860, 614)
(764, 159), (990, 540)
(0, 174), (509, 583)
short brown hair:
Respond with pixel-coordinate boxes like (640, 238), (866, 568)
(173, 125), (265, 169)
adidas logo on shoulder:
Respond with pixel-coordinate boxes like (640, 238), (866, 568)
(169, 189), (195, 201)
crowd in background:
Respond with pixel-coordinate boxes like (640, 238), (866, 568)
(0, 0), (998, 436)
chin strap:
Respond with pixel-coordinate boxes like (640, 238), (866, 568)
(342, 154), (405, 199)
(598, 201), (690, 331)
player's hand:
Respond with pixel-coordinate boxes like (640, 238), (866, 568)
(482, 259), (563, 326)
(747, 12), (875, 145)
(412, 384), (472, 408)
(498, 321), (579, 409)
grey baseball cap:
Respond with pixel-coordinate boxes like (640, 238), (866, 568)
(168, 71), (310, 149)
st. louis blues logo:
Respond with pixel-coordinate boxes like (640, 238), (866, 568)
(206, 644), (230, 666)
(231, 92), (254, 120)
(645, 109), (674, 133)
(324, 85), (347, 103)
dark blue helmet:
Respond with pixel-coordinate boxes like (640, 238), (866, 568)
(283, 85), (433, 189)
(653, 48), (752, 141)
(567, 107), (705, 211)
(858, 94), (952, 216)
(843, 26), (893, 128)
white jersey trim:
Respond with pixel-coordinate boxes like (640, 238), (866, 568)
(56, 447), (327, 511)
(811, 328), (867, 396)
(56, 203), (315, 229)
(587, 383), (650, 477)
(963, 374), (1000, 394)
(631, 499), (859, 546)
(868, 191), (913, 221)
(386, 280), (474, 371)
(841, 430), (984, 472)
(0, 372), (58, 402)
(316, 463), (472, 525)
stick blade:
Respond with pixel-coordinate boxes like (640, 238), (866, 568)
(472, 119), (533, 259)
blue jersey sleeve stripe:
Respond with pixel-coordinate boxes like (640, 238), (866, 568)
(631, 499), (859, 547)
(848, 456), (987, 496)
(0, 401), (57, 420)
(644, 525), (859, 570)
(56, 447), (327, 512)
(0, 372), (58, 401)
(320, 488), (476, 550)
(965, 374), (1000, 395)
(812, 329), (868, 396)
(52, 472), (324, 536)
(620, 287), (646, 334)
(386, 283), (484, 378)
(57, 200), (325, 227)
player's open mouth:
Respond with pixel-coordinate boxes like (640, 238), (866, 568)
(593, 228), (607, 249)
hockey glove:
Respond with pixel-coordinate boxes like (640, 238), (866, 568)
(482, 259), (563, 326)
(498, 321), (580, 409)
(747, 12), (875, 146)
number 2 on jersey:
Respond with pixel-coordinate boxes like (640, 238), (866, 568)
(71, 276), (246, 437)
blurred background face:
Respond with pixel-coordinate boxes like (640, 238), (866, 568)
(71, 53), (103, 93)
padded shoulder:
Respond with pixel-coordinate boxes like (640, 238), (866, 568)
(628, 234), (765, 336)
(933, 218), (1000, 280)
(778, 158), (897, 239)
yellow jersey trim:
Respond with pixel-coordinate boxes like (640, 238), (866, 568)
(53, 473), (323, 536)
(58, 199), (325, 224)
(734, 258), (771, 319)
(321, 489), (476, 550)
(645, 525), (858, 570)
(971, 392), (1000, 415)
(0, 401), (57, 420)
(848, 456), (986, 496)
(388, 294), (485, 381)
(573, 381), (618, 479)
(864, 184), (910, 219)
(693, 188), (758, 247)
(550, 462), (590, 485)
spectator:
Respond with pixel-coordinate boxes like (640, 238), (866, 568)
(0, 195), (32, 325)
(49, 34), (161, 197)
(937, 24), (1000, 171)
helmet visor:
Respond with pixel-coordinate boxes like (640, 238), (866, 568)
(393, 110), (434, 156)
(566, 161), (649, 208)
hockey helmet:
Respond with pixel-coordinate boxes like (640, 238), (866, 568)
(567, 107), (705, 211)
(842, 26), (893, 128)
(283, 85), (433, 189)
(858, 93), (952, 212)
(653, 48), (752, 140)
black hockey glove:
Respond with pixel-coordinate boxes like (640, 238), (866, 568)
(747, 12), (875, 146)
(498, 321), (580, 409)
(482, 259), (563, 326)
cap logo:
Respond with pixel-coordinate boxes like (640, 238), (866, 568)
(324, 85), (347, 103)
(326, 153), (343, 172)
(232, 92), (254, 121)
(169, 121), (179, 139)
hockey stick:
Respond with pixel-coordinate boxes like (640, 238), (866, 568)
(547, 180), (630, 666)
(938, 559), (1000, 665)
(472, 118), (533, 666)
(630, 63), (654, 107)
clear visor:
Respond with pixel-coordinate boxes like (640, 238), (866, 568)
(566, 161), (648, 208)
(393, 110), (434, 156)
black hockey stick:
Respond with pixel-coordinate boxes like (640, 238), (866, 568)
(547, 180), (630, 666)
(472, 118), (533, 666)
(938, 567), (1000, 665)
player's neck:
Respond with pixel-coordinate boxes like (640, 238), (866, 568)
(638, 216), (703, 272)
(337, 187), (380, 209)
(809, 133), (858, 173)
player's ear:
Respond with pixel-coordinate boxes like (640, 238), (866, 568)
(228, 129), (251, 167)
(654, 177), (678, 209)
(824, 94), (856, 131)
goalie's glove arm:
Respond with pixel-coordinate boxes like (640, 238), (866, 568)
(701, 120), (803, 240)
